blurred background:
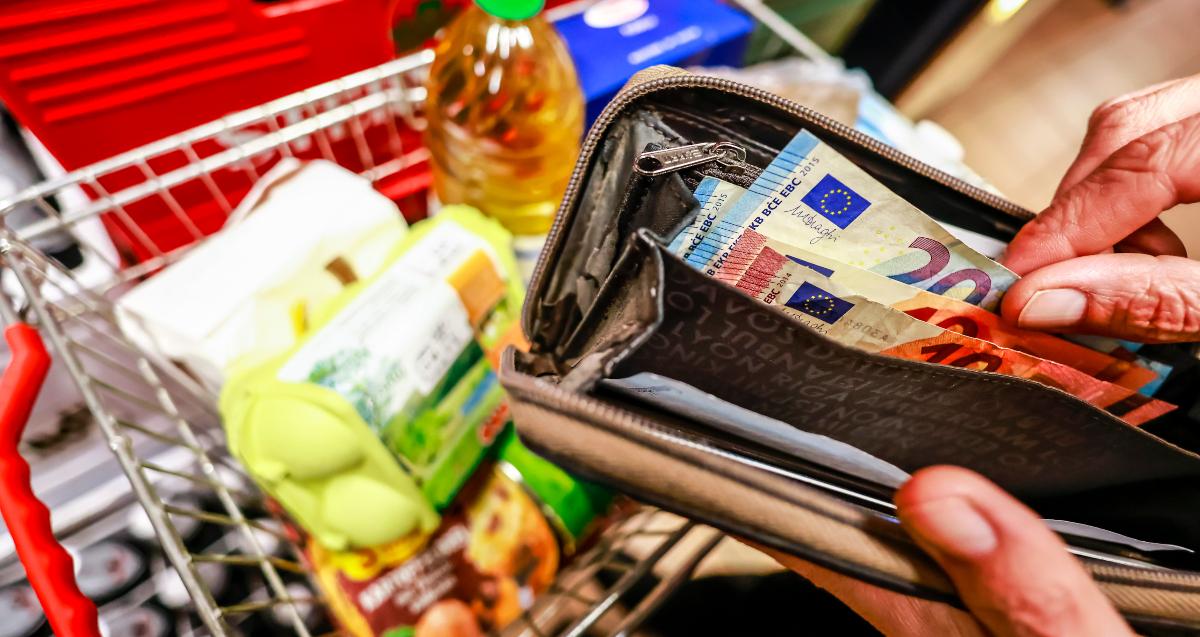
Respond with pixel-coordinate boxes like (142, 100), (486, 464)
(0, 1), (1197, 635)
(890, 0), (1200, 256)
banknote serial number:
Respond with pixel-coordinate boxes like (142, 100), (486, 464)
(843, 319), (891, 342)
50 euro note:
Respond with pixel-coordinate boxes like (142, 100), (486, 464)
(724, 229), (1159, 392)
(679, 131), (1017, 311)
(733, 245), (1175, 426)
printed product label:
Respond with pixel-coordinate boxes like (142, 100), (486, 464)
(278, 264), (473, 433)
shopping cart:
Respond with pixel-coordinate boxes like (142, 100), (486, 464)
(0, 42), (740, 636)
(0, 2), (835, 634)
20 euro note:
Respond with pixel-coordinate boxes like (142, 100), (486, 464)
(692, 173), (1174, 397)
(681, 131), (1017, 311)
(733, 246), (1175, 426)
(724, 230), (1159, 392)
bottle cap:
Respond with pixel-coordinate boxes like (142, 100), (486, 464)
(474, 0), (544, 20)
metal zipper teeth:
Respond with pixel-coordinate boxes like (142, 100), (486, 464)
(1090, 561), (1200, 589)
(524, 73), (1034, 334)
(512, 371), (1200, 590)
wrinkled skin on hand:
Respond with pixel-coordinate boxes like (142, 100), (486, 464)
(1000, 73), (1200, 343)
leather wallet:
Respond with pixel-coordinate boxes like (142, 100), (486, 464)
(498, 66), (1200, 633)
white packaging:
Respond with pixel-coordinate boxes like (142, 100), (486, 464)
(116, 160), (407, 389)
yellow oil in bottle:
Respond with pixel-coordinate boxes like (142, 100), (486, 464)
(423, 1), (584, 235)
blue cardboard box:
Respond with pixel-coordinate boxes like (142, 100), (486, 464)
(555, 0), (754, 125)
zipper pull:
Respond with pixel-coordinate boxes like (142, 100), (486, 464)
(633, 141), (747, 176)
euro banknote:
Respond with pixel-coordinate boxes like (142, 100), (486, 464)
(667, 177), (749, 264)
(724, 229), (1159, 392)
(681, 131), (1017, 311)
(733, 245), (1175, 426)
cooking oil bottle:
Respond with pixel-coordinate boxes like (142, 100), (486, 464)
(423, 0), (584, 235)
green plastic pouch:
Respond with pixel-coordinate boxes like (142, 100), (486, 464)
(221, 207), (521, 550)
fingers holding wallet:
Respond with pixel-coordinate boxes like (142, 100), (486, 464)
(895, 467), (1135, 637)
(1000, 251), (1200, 342)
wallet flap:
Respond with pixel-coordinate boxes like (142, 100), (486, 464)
(500, 349), (1200, 632)
(605, 238), (1200, 499)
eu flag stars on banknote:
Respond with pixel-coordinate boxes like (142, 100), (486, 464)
(675, 129), (1017, 312)
(799, 175), (871, 230)
(662, 128), (1175, 424)
(786, 282), (856, 323)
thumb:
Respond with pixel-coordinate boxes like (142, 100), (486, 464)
(999, 252), (1200, 343)
(896, 466), (1134, 637)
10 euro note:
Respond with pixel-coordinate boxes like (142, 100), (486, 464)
(733, 245), (1175, 426)
(725, 230), (1160, 392)
(680, 131), (1017, 311)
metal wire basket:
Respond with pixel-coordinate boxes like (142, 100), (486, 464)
(0, 48), (731, 636)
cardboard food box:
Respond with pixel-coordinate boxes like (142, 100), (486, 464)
(555, 0), (755, 124)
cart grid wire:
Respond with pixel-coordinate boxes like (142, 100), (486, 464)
(0, 31), (797, 633)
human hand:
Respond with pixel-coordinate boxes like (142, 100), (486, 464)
(1000, 74), (1200, 342)
(767, 466), (1134, 637)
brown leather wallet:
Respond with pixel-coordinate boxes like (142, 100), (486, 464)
(499, 66), (1200, 633)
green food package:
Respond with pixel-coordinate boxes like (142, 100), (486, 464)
(400, 358), (507, 509)
(493, 427), (613, 553)
(221, 206), (522, 550)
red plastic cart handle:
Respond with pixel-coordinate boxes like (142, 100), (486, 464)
(0, 323), (100, 637)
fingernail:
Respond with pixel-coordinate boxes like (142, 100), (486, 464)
(1017, 289), (1087, 329)
(902, 496), (998, 560)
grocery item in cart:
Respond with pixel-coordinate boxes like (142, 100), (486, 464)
(221, 208), (520, 550)
(222, 353), (441, 551)
(397, 359), (508, 509)
(424, 0), (585, 235)
(309, 461), (559, 637)
(493, 427), (612, 553)
(116, 160), (408, 389)
(556, 0), (754, 125)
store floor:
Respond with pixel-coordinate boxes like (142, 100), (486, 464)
(923, 0), (1200, 255)
(623, 514), (880, 635)
(639, 571), (878, 635)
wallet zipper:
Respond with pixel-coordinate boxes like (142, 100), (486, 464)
(524, 71), (1034, 334)
(632, 141), (748, 176)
